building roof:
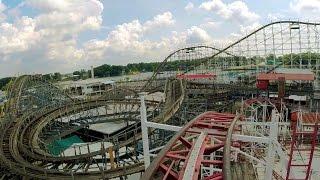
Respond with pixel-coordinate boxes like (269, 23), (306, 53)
(288, 95), (307, 101)
(274, 68), (313, 74)
(301, 112), (320, 124)
(57, 78), (115, 88)
(257, 72), (315, 81)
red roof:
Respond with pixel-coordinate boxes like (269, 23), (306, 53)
(291, 112), (320, 124)
(301, 113), (320, 124)
(257, 73), (314, 81)
(176, 73), (216, 80)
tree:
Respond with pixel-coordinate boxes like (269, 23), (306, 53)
(0, 77), (13, 90)
(73, 69), (89, 79)
(42, 74), (53, 81)
(53, 72), (62, 81)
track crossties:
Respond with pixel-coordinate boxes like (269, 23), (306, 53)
(142, 111), (239, 180)
(0, 75), (163, 179)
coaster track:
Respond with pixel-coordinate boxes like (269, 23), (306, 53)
(1, 20), (320, 179)
(0, 76), (185, 179)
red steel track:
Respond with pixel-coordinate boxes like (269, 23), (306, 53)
(286, 119), (319, 180)
(142, 111), (240, 180)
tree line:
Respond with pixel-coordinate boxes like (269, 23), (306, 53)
(0, 77), (12, 91)
(1, 52), (320, 90)
(93, 62), (160, 78)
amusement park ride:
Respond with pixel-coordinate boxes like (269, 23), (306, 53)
(0, 21), (319, 180)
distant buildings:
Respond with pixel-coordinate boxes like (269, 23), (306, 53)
(57, 78), (115, 97)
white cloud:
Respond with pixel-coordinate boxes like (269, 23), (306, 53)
(26, 0), (104, 14)
(83, 20), (213, 65)
(144, 11), (175, 31)
(185, 26), (212, 44)
(290, 0), (320, 20)
(0, 17), (40, 54)
(33, 0), (103, 37)
(0, 1), (7, 22)
(0, 8), (178, 76)
(0, 1), (218, 77)
(267, 13), (285, 21)
(83, 12), (177, 64)
(0, 0), (264, 77)
(231, 22), (261, 38)
(26, 0), (70, 12)
(0, 0), (104, 76)
(185, 2), (194, 11)
(47, 40), (84, 61)
(105, 12), (175, 51)
(199, 0), (225, 11)
(199, 0), (259, 23)
(290, 0), (320, 13)
(200, 21), (221, 30)
(240, 22), (261, 34)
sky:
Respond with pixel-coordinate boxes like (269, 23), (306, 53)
(0, 0), (319, 77)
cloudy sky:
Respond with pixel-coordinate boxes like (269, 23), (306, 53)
(0, 0), (318, 77)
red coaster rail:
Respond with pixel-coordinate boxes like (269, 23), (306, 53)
(286, 118), (319, 180)
(141, 111), (240, 180)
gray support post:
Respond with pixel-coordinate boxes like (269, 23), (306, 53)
(265, 109), (279, 180)
(139, 92), (150, 169)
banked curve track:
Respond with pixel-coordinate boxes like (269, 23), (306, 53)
(0, 76), (185, 179)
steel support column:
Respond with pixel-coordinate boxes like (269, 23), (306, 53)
(265, 109), (279, 180)
(139, 92), (150, 169)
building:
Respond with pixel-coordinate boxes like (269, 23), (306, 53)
(57, 78), (115, 97)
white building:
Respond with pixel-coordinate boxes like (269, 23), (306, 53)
(57, 79), (115, 97)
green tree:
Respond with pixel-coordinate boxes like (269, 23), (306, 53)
(53, 72), (62, 81)
(0, 77), (13, 90)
